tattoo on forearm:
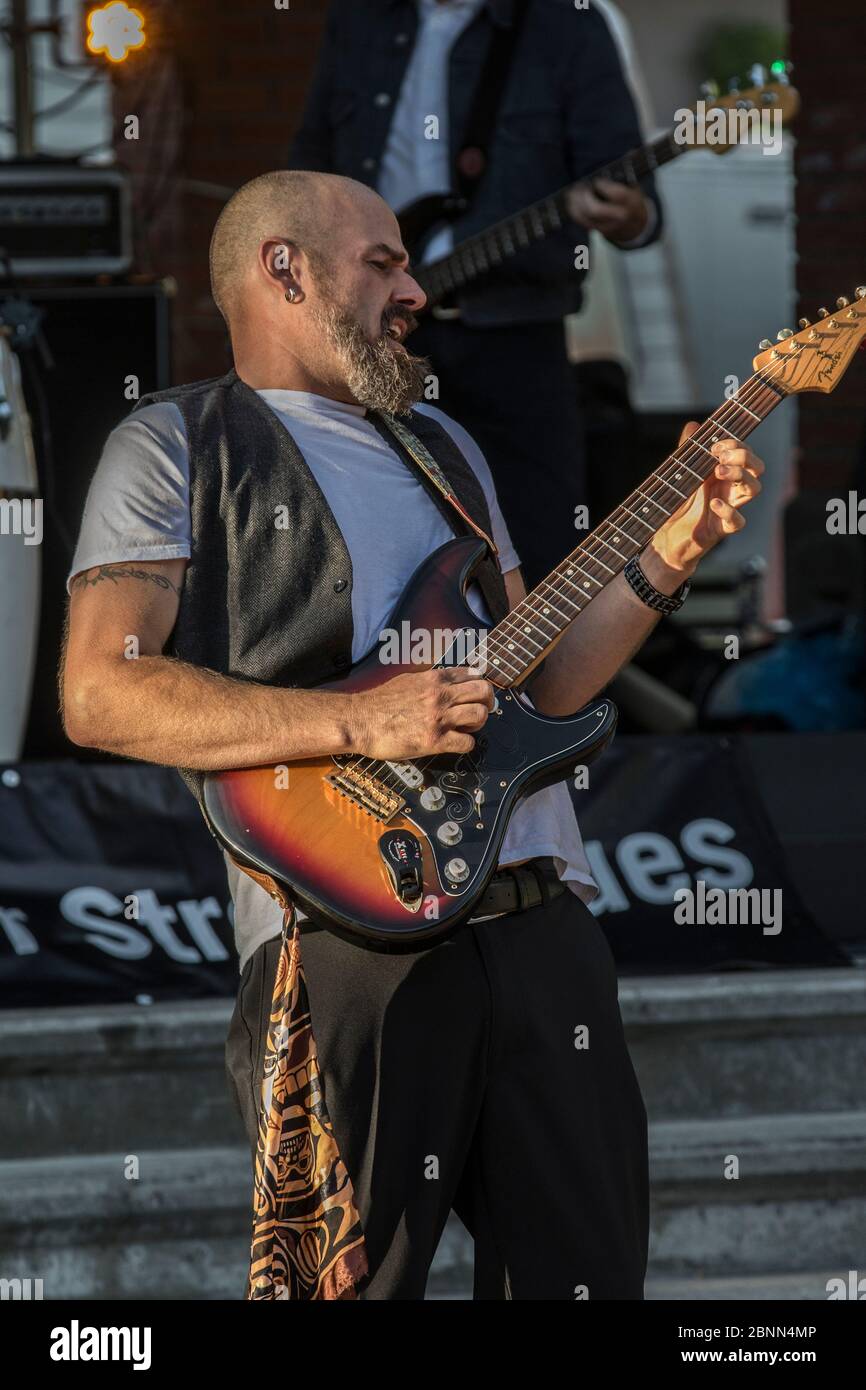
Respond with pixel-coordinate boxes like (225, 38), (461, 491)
(71, 565), (182, 595)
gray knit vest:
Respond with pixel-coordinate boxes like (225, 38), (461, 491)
(133, 369), (510, 809)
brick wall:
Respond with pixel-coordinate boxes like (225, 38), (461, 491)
(111, 0), (329, 383)
(790, 0), (866, 489)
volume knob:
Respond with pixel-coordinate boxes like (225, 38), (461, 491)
(436, 820), (462, 846)
(420, 785), (446, 811)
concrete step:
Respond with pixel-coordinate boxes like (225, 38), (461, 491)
(1, 970), (863, 1161)
(649, 1109), (866, 1277)
(620, 968), (866, 1121)
(645, 1269), (851, 1300)
(0, 1147), (250, 1300)
(0, 998), (241, 1159)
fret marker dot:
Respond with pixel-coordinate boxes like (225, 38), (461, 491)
(542, 607), (550, 614)
(583, 581), (590, 588)
(674, 474), (682, 480)
(507, 643), (514, 650)
(613, 536), (620, 544)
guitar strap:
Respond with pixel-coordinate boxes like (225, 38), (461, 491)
(453, 0), (532, 198)
(371, 409), (499, 559)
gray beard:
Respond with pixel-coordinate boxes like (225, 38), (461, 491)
(312, 301), (429, 414)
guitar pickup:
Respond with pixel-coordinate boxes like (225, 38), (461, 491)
(379, 830), (424, 908)
(386, 761), (424, 790)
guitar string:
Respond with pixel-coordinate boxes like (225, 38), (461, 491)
(342, 360), (790, 797)
(332, 343), (824, 799)
(421, 134), (680, 300)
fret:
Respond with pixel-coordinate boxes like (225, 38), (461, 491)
(522, 603), (561, 635)
(490, 630), (538, 664)
(546, 199), (562, 230)
(529, 588), (575, 624)
(473, 244), (490, 274)
(617, 499), (657, 530)
(485, 648), (522, 677)
(565, 561), (604, 594)
(484, 236), (503, 266)
(515, 217), (530, 248)
(568, 550), (615, 579)
(664, 454), (705, 485)
(529, 206), (545, 237)
(588, 532), (632, 565)
(502, 225), (515, 255)
(730, 398), (761, 423)
(650, 471), (687, 501)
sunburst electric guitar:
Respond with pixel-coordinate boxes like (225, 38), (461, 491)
(203, 287), (866, 948)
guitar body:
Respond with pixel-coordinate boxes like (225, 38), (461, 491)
(203, 537), (616, 950)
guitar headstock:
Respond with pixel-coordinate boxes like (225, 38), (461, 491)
(753, 288), (866, 393)
(690, 61), (800, 154)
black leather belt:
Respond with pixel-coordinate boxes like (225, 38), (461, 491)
(470, 856), (565, 920)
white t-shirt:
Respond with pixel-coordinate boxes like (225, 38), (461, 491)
(377, 0), (486, 262)
(68, 390), (598, 968)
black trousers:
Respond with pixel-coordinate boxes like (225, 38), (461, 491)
(408, 318), (587, 592)
(225, 889), (649, 1301)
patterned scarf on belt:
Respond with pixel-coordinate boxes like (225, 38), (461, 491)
(246, 904), (368, 1299)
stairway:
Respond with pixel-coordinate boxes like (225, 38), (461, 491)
(0, 968), (863, 1300)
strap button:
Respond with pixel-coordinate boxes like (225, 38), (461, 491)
(334, 578), (348, 592)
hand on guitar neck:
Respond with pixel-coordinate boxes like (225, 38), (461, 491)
(565, 177), (650, 246)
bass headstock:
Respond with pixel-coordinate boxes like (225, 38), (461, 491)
(691, 62), (800, 154)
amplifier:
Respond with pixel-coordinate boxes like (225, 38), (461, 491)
(0, 165), (132, 278)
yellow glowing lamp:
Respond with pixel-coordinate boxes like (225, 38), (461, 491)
(86, 2), (146, 63)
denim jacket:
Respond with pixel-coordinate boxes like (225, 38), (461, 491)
(289, 0), (663, 326)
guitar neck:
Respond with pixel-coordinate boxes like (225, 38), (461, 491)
(483, 373), (788, 688)
(415, 130), (681, 307)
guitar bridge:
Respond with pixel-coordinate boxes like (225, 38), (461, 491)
(325, 765), (405, 821)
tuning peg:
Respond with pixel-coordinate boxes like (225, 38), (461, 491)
(817, 307), (829, 318)
(777, 329), (794, 340)
(836, 296), (850, 308)
(758, 338), (772, 350)
(700, 79), (720, 100)
(798, 318), (811, 329)
(856, 287), (866, 299)
(749, 64), (767, 86)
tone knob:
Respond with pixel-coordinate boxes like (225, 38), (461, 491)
(445, 857), (470, 883)
(436, 820), (462, 846)
(420, 785), (446, 811)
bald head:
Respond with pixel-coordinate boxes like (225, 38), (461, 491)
(209, 170), (383, 327)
